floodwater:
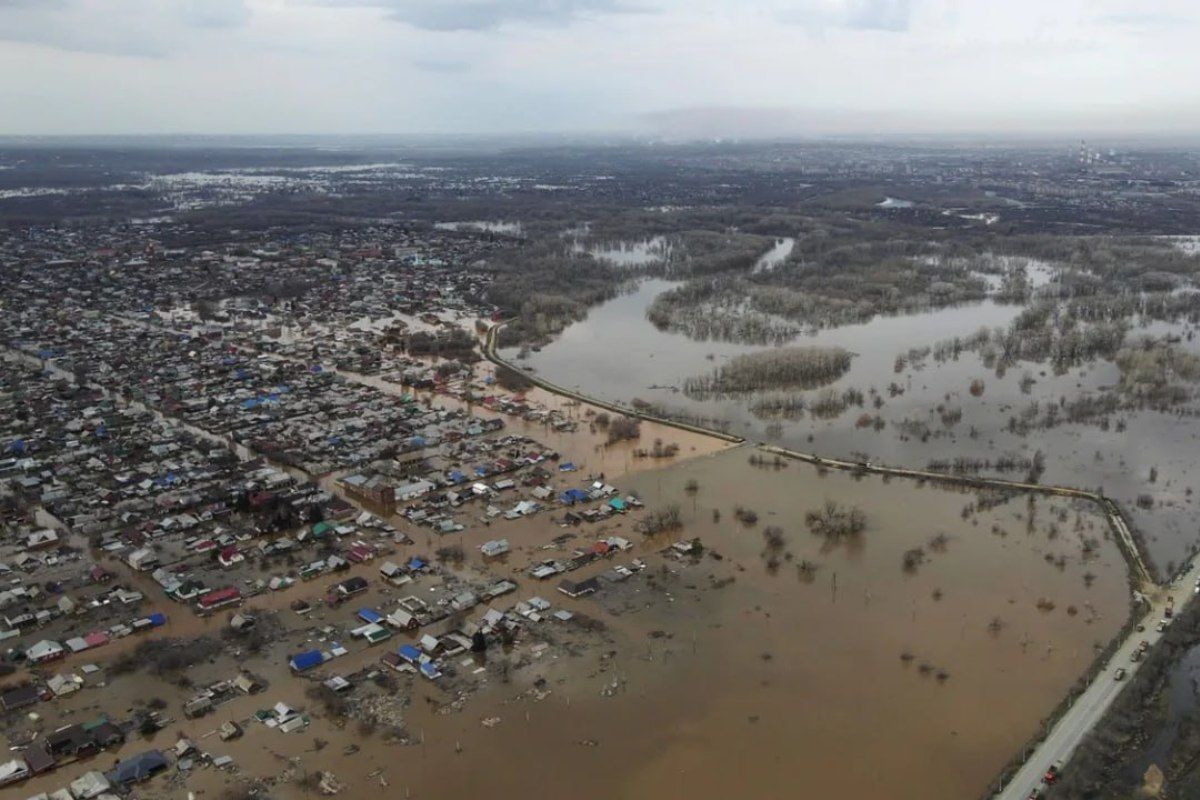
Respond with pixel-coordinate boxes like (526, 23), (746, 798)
(576, 236), (674, 268)
(17, 448), (1128, 800)
(751, 236), (795, 273)
(434, 220), (523, 236)
(507, 276), (1200, 575)
(1123, 641), (1200, 783)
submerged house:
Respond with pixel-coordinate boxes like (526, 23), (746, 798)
(557, 577), (600, 598)
(290, 649), (325, 673)
(108, 749), (169, 786)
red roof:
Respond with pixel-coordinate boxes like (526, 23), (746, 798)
(84, 631), (110, 648)
(346, 544), (374, 563)
(198, 587), (241, 608)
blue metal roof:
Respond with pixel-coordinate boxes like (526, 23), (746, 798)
(109, 750), (168, 784)
(290, 650), (323, 671)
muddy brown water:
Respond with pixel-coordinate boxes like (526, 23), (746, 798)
(13, 447), (1130, 800)
(507, 277), (1200, 576)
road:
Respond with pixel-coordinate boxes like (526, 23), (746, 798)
(994, 559), (1200, 799)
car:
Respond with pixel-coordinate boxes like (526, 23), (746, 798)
(1157, 619), (1171, 632)
(1027, 788), (1043, 800)
(1136, 623), (1146, 632)
(1114, 668), (1127, 681)
(1131, 649), (1142, 662)
(1140, 640), (1150, 651)
(1043, 764), (1060, 784)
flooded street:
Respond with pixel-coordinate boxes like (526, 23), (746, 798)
(18, 447), (1128, 800)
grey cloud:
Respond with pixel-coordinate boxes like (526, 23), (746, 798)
(182, 0), (252, 29)
(325, 0), (639, 32)
(845, 0), (911, 32)
(412, 58), (472, 72)
(777, 0), (912, 32)
(0, 1), (250, 57)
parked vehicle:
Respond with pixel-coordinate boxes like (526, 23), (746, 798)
(1114, 668), (1127, 681)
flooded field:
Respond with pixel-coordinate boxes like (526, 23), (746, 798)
(13, 448), (1130, 800)
(506, 277), (1200, 575)
(575, 236), (674, 268)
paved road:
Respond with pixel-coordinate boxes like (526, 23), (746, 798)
(995, 560), (1200, 799)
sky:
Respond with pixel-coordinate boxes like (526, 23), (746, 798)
(0, 0), (1198, 138)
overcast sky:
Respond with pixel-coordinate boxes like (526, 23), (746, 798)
(0, 0), (1197, 138)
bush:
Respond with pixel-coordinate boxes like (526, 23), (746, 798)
(805, 500), (866, 540)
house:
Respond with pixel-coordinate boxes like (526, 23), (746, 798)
(0, 758), (30, 787)
(386, 608), (418, 630)
(183, 694), (214, 719)
(24, 528), (59, 550)
(46, 724), (98, 758)
(233, 673), (264, 694)
(90, 720), (124, 749)
(396, 478), (436, 501)
(47, 673), (83, 697)
(480, 538), (509, 557)
(323, 675), (352, 693)
(480, 608), (506, 631)
(126, 547), (158, 571)
(217, 546), (244, 568)
(108, 749), (169, 785)
(356, 608), (383, 625)
(26, 639), (65, 664)
(332, 576), (368, 600)
(355, 623), (392, 645)
(84, 630), (110, 649)
(70, 770), (112, 799)
(339, 473), (396, 509)
(22, 744), (55, 775)
(346, 543), (375, 564)
(559, 488), (589, 505)
(379, 561), (411, 586)
(197, 587), (241, 613)
(557, 578), (600, 598)
(290, 649), (325, 673)
(1, 684), (42, 711)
